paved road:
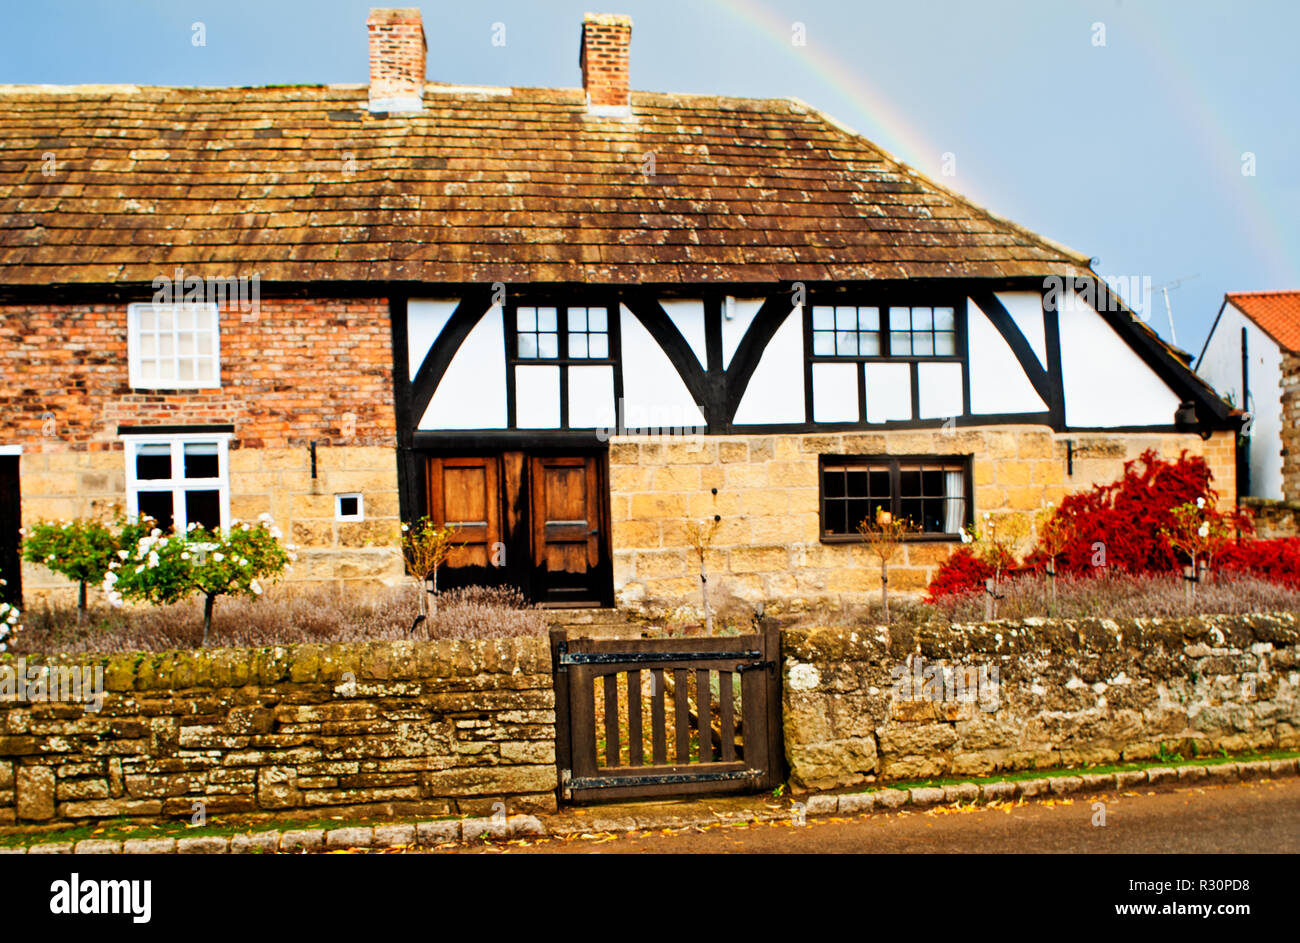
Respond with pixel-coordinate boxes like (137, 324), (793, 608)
(441, 778), (1300, 854)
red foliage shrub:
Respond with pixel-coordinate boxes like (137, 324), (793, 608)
(1216, 538), (1300, 590)
(924, 545), (995, 602)
(925, 449), (1263, 601)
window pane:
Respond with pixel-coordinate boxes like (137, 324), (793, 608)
(812, 331), (835, 356)
(899, 469), (921, 498)
(912, 307), (933, 330)
(157, 307), (174, 332)
(178, 360), (195, 381)
(812, 306), (834, 330)
(934, 307), (955, 330)
(846, 499), (872, 533)
(568, 333), (589, 358)
(136, 491), (174, 532)
(135, 444), (171, 480)
(138, 360), (158, 382)
(518, 334), (538, 358)
(517, 307), (536, 332)
(912, 333), (934, 356)
(538, 333), (558, 358)
(177, 306), (195, 330)
(824, 500), (847, 535)
(588, 334), (609, 359)
(139, 334), (157, 357)
(857, 307), (879, 330)
(537, 307), (557, 331)
(935, 332), (957, 356)
(138, 308), (156, 331)
(869, 470), (891, 498)
(185, 490), (222, 530)
(158, 334), (174, 357)
(177, 332), (195, 356)
(588, 307), (608, 332)
(846, 470), (868, 497)
(835, 306), (856, 330)
(568, 307), (587, 332)
(836, 331), (858, 356)
(196, 360), (215, 381)
(183, 442), (219, 479)
(196, 333), (213, 355)
(823, 468), (846, 498)
(889, 307), (911, 330)
(858, 333), (881, 355)
(890, 332), (912, 355)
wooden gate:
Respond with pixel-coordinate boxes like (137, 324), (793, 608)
(550, 623), (784, 803)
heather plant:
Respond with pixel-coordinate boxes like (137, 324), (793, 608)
(856, 508), (917, 624)
(21, 517), (152, 625)
(104, 515), (293, 645)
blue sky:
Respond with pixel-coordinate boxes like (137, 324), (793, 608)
(2, 0), (1296, 354)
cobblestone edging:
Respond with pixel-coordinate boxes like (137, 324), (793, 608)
(1, 757), (1293, 853)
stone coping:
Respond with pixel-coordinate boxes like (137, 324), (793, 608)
(1, 757), (1294, 853)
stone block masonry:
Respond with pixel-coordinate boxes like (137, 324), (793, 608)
(781, 613), (1300, 791)
(609, 426), (1237, 616)
(0, 639), (556, 827)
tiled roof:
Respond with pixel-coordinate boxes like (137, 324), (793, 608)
(0, 83), (1093, 286)
(1226, 291), (1300, 353)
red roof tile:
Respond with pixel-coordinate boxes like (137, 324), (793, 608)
(1226, 291), (1300, 353)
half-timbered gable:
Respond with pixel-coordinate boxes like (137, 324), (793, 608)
(0, 9), (1239, 610)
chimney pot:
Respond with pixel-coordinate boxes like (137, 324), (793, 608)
(367, 7), (426, 113)
(579, 13), (632, 116)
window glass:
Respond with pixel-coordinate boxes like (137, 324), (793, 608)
(130, 303), (219, 389)
(135, 443), (172, 480)
(821, 458), (967, 537)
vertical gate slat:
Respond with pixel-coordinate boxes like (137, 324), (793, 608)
(603, 672), (620, 767)
(651, 668), (667, 765)
(570, 664), (598, 780)
(673, 668), (689, 763)
(696, 669), (712, 763)
(628, 669), (643, 766)
(719, 671), (735, 763)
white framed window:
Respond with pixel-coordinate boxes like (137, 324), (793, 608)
(127, 302), (221, 389)
(335, 493), (364, 521)
(123, 433), (231, 533)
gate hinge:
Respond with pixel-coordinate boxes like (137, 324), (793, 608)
(736, 659), (777, 676)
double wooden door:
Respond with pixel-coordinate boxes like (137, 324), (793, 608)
(424, 451), (611, 606)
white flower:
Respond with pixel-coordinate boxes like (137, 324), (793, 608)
(238, 557), (249, 567)
(1196, 496), (1206, 509)
(150, 528), (161, 538)
(103, 571), (118, 586)
(250, 579), (263, 595)
(180, 552), (190, 560)
(400, 523), (409, 532)
(147, 551), (160, 568)
(213, 552), (224, 562)
(258, 512), (273, 523)
(118, 549), (128, 560)
(1198, 522), (1210, 538)
(134, 564), (145, 574)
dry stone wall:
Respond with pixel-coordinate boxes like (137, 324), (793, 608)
(0, 639), (556, 827)
(781, 613), (1300, 791)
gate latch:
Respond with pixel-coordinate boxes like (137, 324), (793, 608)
(736, 659), (776, 676)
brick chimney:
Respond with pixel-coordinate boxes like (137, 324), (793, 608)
(579, 13), (633, 116)
(367, 8), (426, 113)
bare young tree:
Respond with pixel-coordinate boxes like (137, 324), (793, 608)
(685, 514), (722, 635)
(856, 508), (917, 624)
(400, 517), (460, 632)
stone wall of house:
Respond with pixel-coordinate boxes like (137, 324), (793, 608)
(781, 613), (1300, 791)
(1281, 352), (1300, 501)
(609, 426), (1238, 616)
(0, 638), (556, 826)
(0, 298), (403, 599)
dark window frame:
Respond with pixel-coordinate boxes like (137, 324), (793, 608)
(503, 294), (623, 431)
(802, 294), (970, 424)
(818, 453), (974, 543)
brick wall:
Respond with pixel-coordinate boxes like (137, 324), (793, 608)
(0, 297), (403, 597)
(609, 426), (1238, 615)
(0, 638), (556, 826)
(782, 613), (1300, 791)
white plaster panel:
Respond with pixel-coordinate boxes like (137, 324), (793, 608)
(733, 307), (804, 424)
(419, 304), (507, 429)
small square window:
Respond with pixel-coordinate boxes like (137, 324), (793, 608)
(335, 493), (364, 521)
(128, 303), (221, 390)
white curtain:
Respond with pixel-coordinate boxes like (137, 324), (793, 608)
(944, 470), (965, 534)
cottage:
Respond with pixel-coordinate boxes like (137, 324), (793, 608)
(1196, 291), (1300, 503)
(0, 9), (1239, 612)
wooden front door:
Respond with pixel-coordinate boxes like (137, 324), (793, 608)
(0, 456), (19, 607)
(529, 455), (608, 606)
(423, 451), (610, 605)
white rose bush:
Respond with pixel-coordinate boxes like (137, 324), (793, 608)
(104, 514), (294, 645)
(0, 576), (21, 652)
